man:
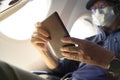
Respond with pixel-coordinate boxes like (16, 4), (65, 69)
(86, 0), (120, 78)
(31, 0), (120, 79)
(85, 0), (120, 78)
(0, 0), (119, 80)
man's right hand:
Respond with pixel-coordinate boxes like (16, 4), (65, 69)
(31, 22), (51, 52)
(31, 22), (59, 69)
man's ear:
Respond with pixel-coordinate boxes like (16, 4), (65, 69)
(113, 4), (120, 15)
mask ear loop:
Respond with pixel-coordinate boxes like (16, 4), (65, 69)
(113, 3), (120, 15)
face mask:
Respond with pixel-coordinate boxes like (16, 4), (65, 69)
(92, 7), (117, 27)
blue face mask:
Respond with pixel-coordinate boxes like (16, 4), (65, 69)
(92, 7), (117, 27)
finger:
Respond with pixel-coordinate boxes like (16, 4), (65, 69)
(35, 22), (42, 28)
(62, 52), (92, 62)
(34, 28), (49, 38)
(61, 37), (91, 47)
(61, 52), (77, 59)
(35, 22), (50, 37)
(61, 52), (82, 61)
(31, 37), (46, 44)
(60, 46), (81, 53)
(37, 28), (50, 37)
(61, 37), (82, 45)
(32, 32), (50, 42)
(31, 37), (47, 50)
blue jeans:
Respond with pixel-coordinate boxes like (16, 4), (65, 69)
(0, 61), (44, 80)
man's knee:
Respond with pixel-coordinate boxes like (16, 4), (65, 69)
(0, 61), (44, 80)
(0, 61), (17, 80)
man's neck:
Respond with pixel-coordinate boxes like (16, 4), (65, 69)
(109, 16), (120, 30)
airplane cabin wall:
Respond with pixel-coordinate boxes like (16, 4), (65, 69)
(0, 0), (89, 71)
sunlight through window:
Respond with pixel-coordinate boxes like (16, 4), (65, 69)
(0, 0), (51, 40)
(70, 14), (98, 39)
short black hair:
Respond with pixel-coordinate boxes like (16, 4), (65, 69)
(86, 0), (120, 10)
(86, 0), (98, 10)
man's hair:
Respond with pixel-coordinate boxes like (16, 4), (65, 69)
(86, 0), (120, 10)
(86, 0), (97, 10)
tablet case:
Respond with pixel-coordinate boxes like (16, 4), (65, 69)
(41, 12), (70, 58)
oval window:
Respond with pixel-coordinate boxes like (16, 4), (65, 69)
(0, 0), (51, 40)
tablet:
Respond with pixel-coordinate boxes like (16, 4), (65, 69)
(41, 12), (71, 58)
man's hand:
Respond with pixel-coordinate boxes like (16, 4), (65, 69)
(31, 22), (59, 69)
(31, 22), (51, 52)
(60, 37), (115, 69)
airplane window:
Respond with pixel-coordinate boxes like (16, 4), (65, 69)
(70, 14), (98, 39)
(0, 0), (51, 40)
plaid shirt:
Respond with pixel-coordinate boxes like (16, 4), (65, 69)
(52, 26), (120, 80)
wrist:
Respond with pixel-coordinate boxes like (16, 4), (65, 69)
(108, 57), (120, 77)
(109, 57), (120, 71)
(101, 55), (115, 69)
